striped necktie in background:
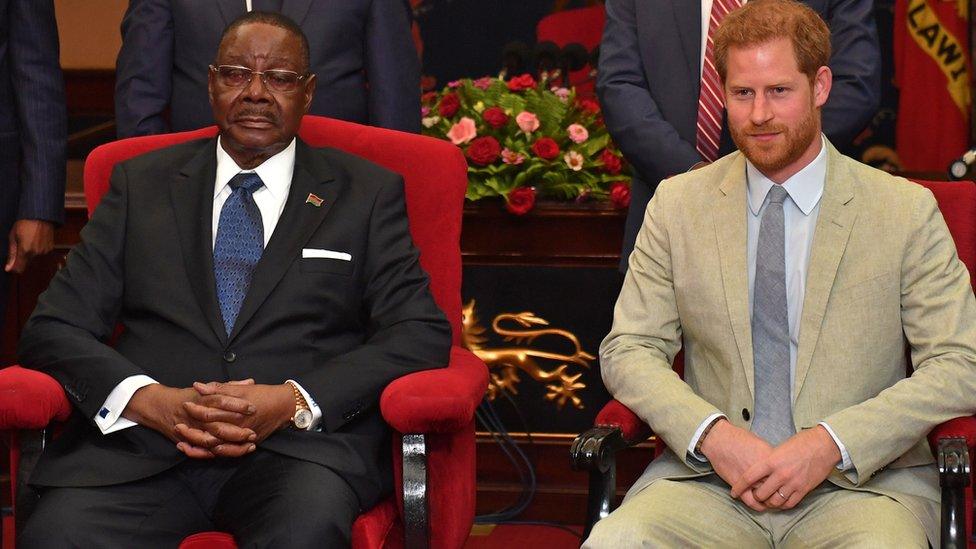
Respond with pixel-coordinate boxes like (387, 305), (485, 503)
(696, 0), (742, 162)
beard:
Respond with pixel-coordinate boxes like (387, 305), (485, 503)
(730, 106), (820, 176)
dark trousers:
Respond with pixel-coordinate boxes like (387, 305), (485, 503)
(19, 449), (360, 548)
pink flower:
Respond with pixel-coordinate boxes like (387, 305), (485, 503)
(421, 106), (431, 117)
(516, 111), (540, 134)
(501, 148), (526, 165)
(448, 80), (462, 88)
(446, 117), (477, 145)
(552, 87), (571, 102)
(567, 124), (589, 144)
(473, 77), (494, 90)
(564, 151), (584, 171)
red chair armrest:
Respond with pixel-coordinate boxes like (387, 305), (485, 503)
(594, 398), (653, 444)
(0, 366), (72, 429)
(380, 346), (487, 434)
(928, 415), (976, 454)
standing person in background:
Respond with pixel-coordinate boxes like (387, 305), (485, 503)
(115, 0), (421, 137)
(0, 0), (66, 331)
(598, 0), (880, 270)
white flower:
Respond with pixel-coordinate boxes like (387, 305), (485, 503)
(564, 151), (584, 171)
(422, 115), (441, 128)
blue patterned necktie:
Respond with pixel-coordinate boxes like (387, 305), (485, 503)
(214, 172), (265, 335)
(751, 184), (796, 445)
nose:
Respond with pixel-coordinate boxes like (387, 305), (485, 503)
(241, 72), (273, 103)
(749, 94), (773, 126)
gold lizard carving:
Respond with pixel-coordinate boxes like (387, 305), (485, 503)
(461, 299), (594, 409)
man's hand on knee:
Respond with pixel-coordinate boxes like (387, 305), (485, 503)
(186, 381), (295, 443)
(700, 419), (774, 510)
(730, 426), (841, 512)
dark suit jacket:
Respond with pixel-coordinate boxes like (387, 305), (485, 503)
(0, 0), (66, 264)
(115, 0), (421, 137)
(18, 138), (451, 510)
(597, 0), (881, 269)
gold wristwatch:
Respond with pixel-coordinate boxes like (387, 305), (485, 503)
(286, 381), (313, 430)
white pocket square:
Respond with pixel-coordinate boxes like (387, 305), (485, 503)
(302, 248), (352, 261)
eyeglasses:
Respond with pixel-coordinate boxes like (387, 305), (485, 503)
(209, 64), (310, 93)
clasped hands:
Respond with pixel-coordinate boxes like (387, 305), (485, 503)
(699, 419), (842, 512)
(124, 379), (294, 459)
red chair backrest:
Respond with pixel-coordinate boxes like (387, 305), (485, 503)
(536, 5), (605, 50)
(536, 5), (606, 96)
(914, 180), (976, 291)
(83, 116), (468, 344)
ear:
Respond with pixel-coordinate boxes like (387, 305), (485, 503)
(302, 74), (317, 114)
(812, 65), (831, 108)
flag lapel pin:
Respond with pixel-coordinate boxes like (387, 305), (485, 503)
(305, 193), (324, 207)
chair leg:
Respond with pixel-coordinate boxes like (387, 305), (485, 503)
(938, 436), (970, 549)
(583, 459), (615, 540)
(402, 433), (429, 549)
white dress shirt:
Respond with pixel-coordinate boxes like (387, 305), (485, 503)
(95, 137), (323, 434)
(687, 136), (854, 472)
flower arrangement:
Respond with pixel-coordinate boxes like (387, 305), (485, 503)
(421, 75), (631, 215)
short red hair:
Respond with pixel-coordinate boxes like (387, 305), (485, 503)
(714, 0), (831, 81)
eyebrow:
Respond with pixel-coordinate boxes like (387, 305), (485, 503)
(220, 53), (299, 69)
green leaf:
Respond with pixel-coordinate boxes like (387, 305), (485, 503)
(581, 133), (610, 157)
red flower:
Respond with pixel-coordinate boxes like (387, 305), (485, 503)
(507, 73), (537, 92)
(531, 137), (560, 161)
(420, 75), (438, 92)
(466, 136), (502, 166)
(601, 149), (622, 175)
(439, 93), (460, 118)
(506, 186), (536, 215)
(421, 91), (439, 104)
(482, 107), (509, 129)
(578, 97), (601, 115)
(610, 182), (631, 209)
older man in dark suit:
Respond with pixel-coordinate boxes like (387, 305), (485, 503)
(19, 11), (449, 547)
(0, 0), (66, 325)
(598, 0), (880, 270)
(115, 0), (421, 137)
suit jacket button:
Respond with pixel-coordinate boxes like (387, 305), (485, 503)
(223, 351), (236, 363)
(742, 408), (751, 421)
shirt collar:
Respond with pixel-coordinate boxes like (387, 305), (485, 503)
(746, 134), (827, 216)
(214, 136), (296, 201)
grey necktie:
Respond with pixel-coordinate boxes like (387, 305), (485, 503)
(751, 184), (795, 445)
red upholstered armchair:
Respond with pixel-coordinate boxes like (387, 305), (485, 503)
(0, 116), (487, 549)
(536, 4), (606, 96)
(571, 180), (976, 547)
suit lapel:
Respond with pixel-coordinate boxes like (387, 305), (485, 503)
(281, 0), (313, 25)
(793, 144), (857, 397)
(170, 139), (228, 346)
(216, 0), (246, 26)
(669, 1), (701, 86)
(713, 154), (755, 397)
(228, 140), (339, 341)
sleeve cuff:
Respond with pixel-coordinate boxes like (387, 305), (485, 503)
(287, 379), (322, 431)
(687, 413), (726, 462)
(94, 375), (158, 434)
(818, 421), (854, 471)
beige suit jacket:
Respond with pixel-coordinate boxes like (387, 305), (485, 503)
(601, 142), (976, 545)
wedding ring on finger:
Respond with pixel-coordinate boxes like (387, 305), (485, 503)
(777, 489), (787, 500)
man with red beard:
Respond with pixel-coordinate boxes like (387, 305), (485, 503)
(587, 1), (976, 546)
